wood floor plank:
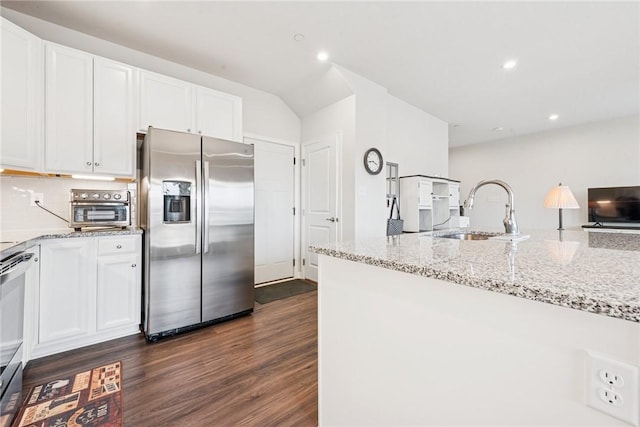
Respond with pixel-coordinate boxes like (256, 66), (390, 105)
(21, 291), (318, 426)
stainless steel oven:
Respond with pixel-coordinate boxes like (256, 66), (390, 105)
(69, 189), (131, 230)
(0, 250), (34, 427)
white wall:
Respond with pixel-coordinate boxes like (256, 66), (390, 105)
(0, 8), (300, 143)
(386, 95), (449, 178)
(449, 116), (640, 232)
(301, 95), (356, 241)
(336, 65), (389, 240)
(301, 66), (451, 241)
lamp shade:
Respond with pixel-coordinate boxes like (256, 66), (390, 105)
(544, 183), (579, 209)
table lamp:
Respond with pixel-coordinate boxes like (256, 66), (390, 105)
(544, 183), (579, 230)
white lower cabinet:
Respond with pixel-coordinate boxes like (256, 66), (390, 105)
(96, 253), (140, 331)
(32, 234), (141, 359)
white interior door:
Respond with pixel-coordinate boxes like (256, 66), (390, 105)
(303, 135), (339, 282)
(251, 138), (295, 284)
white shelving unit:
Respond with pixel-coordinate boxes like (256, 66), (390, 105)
(400, 175), (460, 232)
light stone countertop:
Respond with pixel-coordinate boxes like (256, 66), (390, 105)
(310, 229), (640, 323)
(0, 227), (143, 260)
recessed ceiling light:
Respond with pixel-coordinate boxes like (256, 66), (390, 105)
(502, 59), (518, 70)
(317, 51), (329, 62)
(293, 33), (305, 42)
(548, 114), (559, 121)
(492, 127), (504, 131)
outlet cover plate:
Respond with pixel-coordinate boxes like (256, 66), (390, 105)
(29, 192), (43, 207)
(585, 350), (639, 426)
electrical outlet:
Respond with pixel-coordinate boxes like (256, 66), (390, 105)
(598, 388), (623, 407)
(585, 350), (639, 426)
(29, 192), (43, 207)
(601, 369), (626, 388)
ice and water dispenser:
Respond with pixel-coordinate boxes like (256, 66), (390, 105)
(163, 181), (191, 223)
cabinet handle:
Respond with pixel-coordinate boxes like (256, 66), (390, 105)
(94, 162), (100, 167)
(116, 245), (122, 249)
(131, 263), (137, 268)
(86, 161), (92, 166)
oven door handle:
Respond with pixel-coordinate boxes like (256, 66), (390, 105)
(0, 252), (35, 285)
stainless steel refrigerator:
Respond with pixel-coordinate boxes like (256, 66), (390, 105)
(140, 127), (254, 341)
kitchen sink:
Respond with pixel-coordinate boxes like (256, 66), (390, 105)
(437, 232), (500, 240)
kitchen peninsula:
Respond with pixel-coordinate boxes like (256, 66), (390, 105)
(311, 230), (640, 426)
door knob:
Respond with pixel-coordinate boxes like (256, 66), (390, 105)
(325, 217), (337, 222)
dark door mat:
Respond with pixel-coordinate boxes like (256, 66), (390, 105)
(255, 279), (316, 304)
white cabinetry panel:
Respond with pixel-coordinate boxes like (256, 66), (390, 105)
(33, 235), (141, 359)
(139, 70), (242, 141)
(139, 70), (193, 133)
(96, 254), (140, 331)
(94, 57), (137, 176)
(401, 176), (461, 232)
(39, 238), (94, 344)
(44, 43), (93, 174)
(1, 17), (42, 171)
(45, 43), (136, 177)
(196, 87), (242, 141)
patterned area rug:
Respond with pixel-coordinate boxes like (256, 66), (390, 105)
(255, 279), (317, 304)
(14, 361), (122, 427)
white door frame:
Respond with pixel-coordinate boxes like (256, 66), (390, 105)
(244, 132), (302, 279)
(301, 132), (342, 281)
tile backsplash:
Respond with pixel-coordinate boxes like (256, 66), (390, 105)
(0, 175), (131, 232)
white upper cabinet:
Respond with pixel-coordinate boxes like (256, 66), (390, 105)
(139, 70), (242, 141)
(94, 57), (137, 176)
(45, 43), (93, 174)
(195, 86), (242, 141)
(1, 18), (43, 171)
(45, 43), (136, 177)
(139, 70), (192, 134)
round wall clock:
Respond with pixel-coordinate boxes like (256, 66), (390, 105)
(363, 148), (383, 175)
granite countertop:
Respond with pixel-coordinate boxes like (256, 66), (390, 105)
(310, 229), (640, 323)
(0, 227), (143, 260)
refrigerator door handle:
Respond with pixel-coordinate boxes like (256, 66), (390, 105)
(195, 160), (202, 254)
(203, 161), (210, 254)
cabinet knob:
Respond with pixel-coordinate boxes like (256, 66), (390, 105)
(94, 162), (100, 167)
(116, 245), (122, 249)
(86, 161), (92, 166)
(131, 263), (137, 268)
(198, 130), (202, 134)
(34, 257), (38, 262)
(187, 128), (191, 132)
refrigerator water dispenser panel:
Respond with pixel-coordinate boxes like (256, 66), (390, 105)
(163, 181), (191, 223)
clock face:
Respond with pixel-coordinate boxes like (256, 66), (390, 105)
(364, 148), (383, 175)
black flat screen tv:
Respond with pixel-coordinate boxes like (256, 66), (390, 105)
(588, 186), (640, 224)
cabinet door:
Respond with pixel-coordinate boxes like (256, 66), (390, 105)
(139, 70), (193, 133)
(94, 57), (136, 177)
(195, 86), (242, 141)
(96, 254), (140, 331)
(418, 180), (433, 207)
(1, 18), (43, 171)
(39, 239), (95, 343)
(449, 183), (460, 208)
(45, 43), (93, 174)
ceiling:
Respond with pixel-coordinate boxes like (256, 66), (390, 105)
(2, 1), (639, 147)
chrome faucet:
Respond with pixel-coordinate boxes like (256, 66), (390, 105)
(463, 179), (519, 235)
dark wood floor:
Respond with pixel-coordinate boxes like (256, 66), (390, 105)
(21, 290), (318, 426)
